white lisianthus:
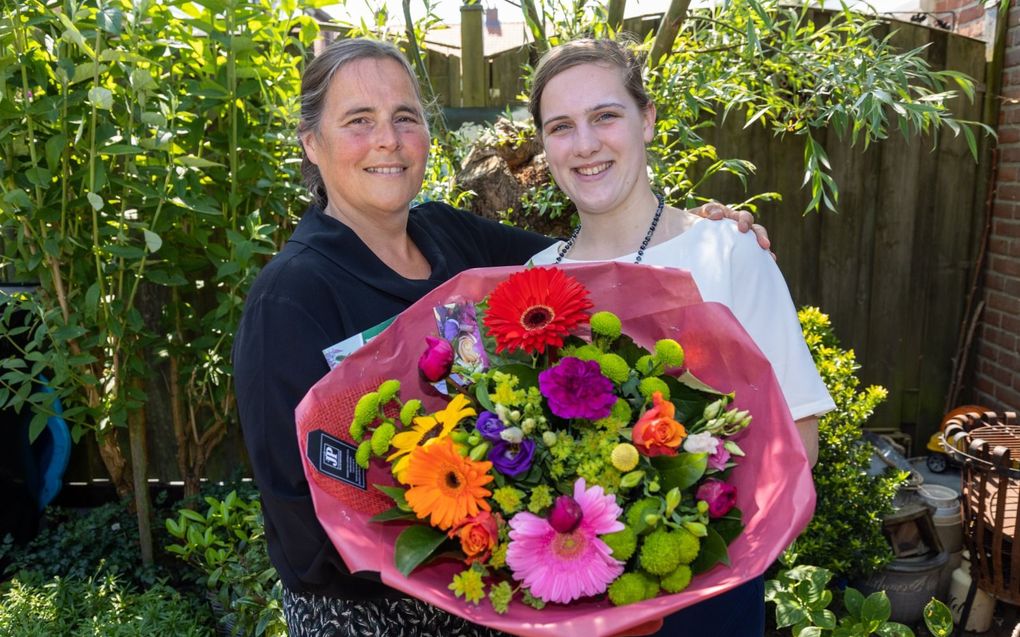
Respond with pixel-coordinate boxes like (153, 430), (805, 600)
(684, 431), (720, 454)
(500, 426), (524, 444)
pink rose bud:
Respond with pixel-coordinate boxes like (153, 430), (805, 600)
(696, 479), (737, 518)
(418, 336), (454, 382)
(707, 446), (731, 472)
(548, 495), (584, 533)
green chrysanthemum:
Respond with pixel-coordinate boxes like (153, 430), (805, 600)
(449, 569), (485, 604)
(638, 377), (670, 401)
(654, 339), (685, 367)
(607, 571), (658, 606)
(635, 354), (660, 376)
(492, 486), (525, 514)
(399, 399), (422, 426)
(570, 344), (603, 361)
(528, 485), (554, 514)
(353, 392), (380, 426)
(354, 440), (372, 469)
(590, 311), (622, 338)
(642, 571), (661, 599)
(489, 581), (513, 614)
(602, 525), (638, 561)
(377, 379), (401, 403)
(598, 353), (630, 384)
(674, 528), (701, 565)
(349, 419), (366, 441)
(639, 529), (683, 575)
(489, 542), (508, 569)
(661, 564), (693, 594)
(625, 497), (661, 531)
(370, 422), (396, 456)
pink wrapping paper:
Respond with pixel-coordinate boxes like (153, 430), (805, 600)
(296, 261), (815, 637)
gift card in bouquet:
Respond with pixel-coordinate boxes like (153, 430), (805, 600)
(432, 301), (488, 389)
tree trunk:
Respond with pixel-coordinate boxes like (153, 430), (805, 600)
(97, 432), (131, 497)
(128, 377), (153, 565)
(648, 0), (692, 69)
(608, 0), (626, 32)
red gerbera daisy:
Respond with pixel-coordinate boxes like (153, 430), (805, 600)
(483, 267), (593, 354)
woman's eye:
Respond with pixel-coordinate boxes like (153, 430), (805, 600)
(547, 123), (569, 134)
(348, 117), (370, 126)
(595, 112), (619, 122)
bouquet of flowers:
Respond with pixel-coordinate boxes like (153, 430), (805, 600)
(297, 262), (814, 637)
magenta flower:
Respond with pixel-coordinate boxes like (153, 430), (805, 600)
(707, 445), (731, 472)
(538, 357), (616, 420)
(697, 479), (737, 518)
(418, 336), (454, 382)
(506, 478), (624, 604)
(548, 495), (583, 533)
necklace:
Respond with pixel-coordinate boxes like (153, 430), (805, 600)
(555, 193), (665, 265)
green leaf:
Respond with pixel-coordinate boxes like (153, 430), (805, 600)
(87, 192), (104, 211)
(28, 411), (48, 442)
(101, 144), (143, 155)
(143, 229), (162, 253)
(177, 155), (225, 168)
(876, 622), (914, 637)
(923, 598), (954, 637)
(88, 87), (113, 110)
(45, 134), (67, 171)
(844, 586), (864, 619)
(394, 524), (447, 576)
(97, 7), (123, 34)
(690, 527), (729, 574)
(370, 507), (418, 522)
(374, 484), (409, 509)
(3, 189), (32, 209)
(774, 599), (807, 629)
(861, 590), (892, 624)
(651, 452), (707, 492)
(808, 609), (837, 630)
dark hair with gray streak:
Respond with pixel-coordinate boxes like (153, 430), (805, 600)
(297, 38), (425, 209)
(528, 37), (650, 132)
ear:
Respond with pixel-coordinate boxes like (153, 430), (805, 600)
(300, 128), (321, 166)
(642, 103), (656, 144)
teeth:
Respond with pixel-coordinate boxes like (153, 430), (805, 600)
(366, 167), (403, 174)
(577, 162), (611, 176)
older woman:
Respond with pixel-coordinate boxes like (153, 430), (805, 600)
(527, 38), (835, 636)
(233, 37), (767, 637)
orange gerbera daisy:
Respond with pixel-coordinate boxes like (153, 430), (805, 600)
(403, 438), (493, 531)
(483, 267), (593, 354)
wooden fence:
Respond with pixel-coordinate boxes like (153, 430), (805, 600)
(60, 16), (990, 484)
(697, 20), (989, 449)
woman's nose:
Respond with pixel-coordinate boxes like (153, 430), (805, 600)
(374, 120), (401, 150)
(573, 123), (600, 156)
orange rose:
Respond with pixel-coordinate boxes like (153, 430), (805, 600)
(450, 511), (500, 564)
(632, 391), (687, 457)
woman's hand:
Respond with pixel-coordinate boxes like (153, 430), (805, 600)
(690, 202), (773, 258)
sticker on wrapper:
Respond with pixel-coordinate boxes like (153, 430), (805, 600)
(306, 430), (367, 490)
(433, 301), (488, 391)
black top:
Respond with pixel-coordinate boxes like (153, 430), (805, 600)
(232, 202), (554, 599)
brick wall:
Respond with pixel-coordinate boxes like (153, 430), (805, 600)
(971, 1), (1020, 412)
(930, 0), (991, 40)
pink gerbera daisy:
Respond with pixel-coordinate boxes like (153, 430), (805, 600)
(505, 478), (625, 604)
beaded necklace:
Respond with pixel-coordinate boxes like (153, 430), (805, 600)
(554, 193), (666, 265)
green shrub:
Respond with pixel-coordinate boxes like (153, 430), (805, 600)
(166, 491), (285, 637)
(788, 307), (904, 579)
(1, 494), (184, 588)
(0, 570), (214, 637)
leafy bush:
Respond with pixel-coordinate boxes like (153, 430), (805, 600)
(788, 308), (904, 579)
(0, 570), (214, 637)
(166, 491), (285, 637)
(766, 563), (953, 636)
(1, 494), (185, 588)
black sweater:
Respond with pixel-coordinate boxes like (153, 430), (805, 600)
(232, 202), (553, 599)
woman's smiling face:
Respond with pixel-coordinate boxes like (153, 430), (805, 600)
(300, 57), (430, 219)
(539, 62), (655, 218)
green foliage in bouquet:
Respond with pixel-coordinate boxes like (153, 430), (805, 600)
(0, 570), (213, 637)
(765, 563), (953, 636)
(787, 308), (904, 579)
(165, 491), (285, 637)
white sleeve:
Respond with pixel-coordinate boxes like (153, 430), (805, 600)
(724, 228), (835, 420)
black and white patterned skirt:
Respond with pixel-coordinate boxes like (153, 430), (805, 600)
(281, 588), (508, 637)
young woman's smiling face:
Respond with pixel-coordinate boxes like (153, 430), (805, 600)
(539, 62), (655, 218)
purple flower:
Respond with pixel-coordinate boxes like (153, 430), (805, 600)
(538, 357), (616, 420)
(489, 439), (536, 477)
(418, 336), (454, 382)
(443, 318), (460, 341)
(707, 445), (731, 472)
(697, 479), (737, 518)
(475, 411), (505, 442)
